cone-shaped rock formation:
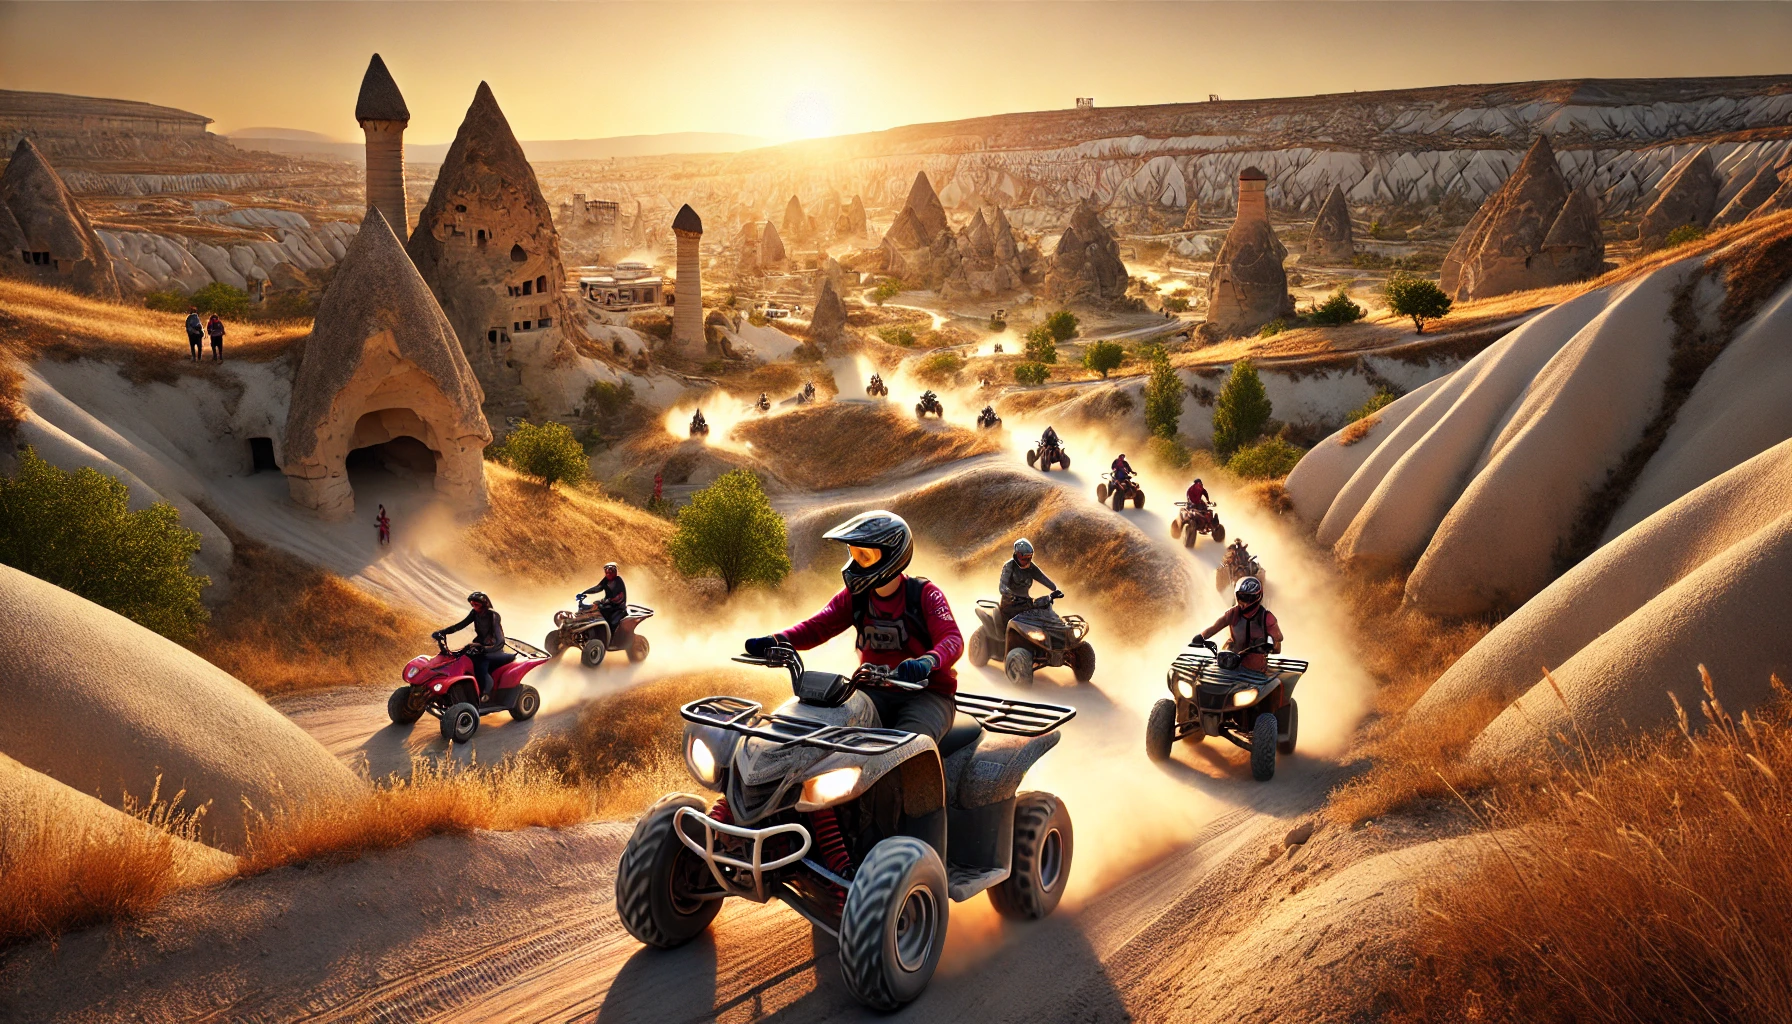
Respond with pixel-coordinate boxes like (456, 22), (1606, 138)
(0, 139), (120, 298)
(1712, 159), (1788, 229)
(1205, 170), (1292, 332)
(1306, 185), (1353, 262)
(1637, 146), (1719, 250)
(782, 195), (809, 243)
(900, 171), (949, 240)
(1043, 200), (1129, 307)
(1441, 136), (1602, 301)
(837, 195), (868, 238)
(759, 220), (786, 264)
(354, 52), (410, 122)
(809, 276), (848, 347)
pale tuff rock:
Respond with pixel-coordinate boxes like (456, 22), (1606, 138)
(1306, 184), (1353, 262)
(1637, 145), (1720, 249)
(407, 82), (579, 415)
(1042, 199), (1130, 307)
(900, 170), (950, 240)
(782, 194), (810, 243)
(286, 208), (491, 518)
(759, 220), (786, 265)
(1204, 168), (1292, 332)
(884, 205), (930, 250)
(812, 191), (842, 237)
(1745, 170), (1792, 222)
(0, 138), (120, 298)
(1441, 136), (1603, 300)
(1283, 373), (1453, 528)
(1179, 201), (1202, 232)
(672, 203), (703, 350)
(837, 194), (869, 238)
(808, 276), (849, 347)
(356, 53), (410, 236)
(1711, 158), (1787, 228)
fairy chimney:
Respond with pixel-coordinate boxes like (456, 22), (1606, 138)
(0, 138), (119, 299)
(837, 195), (869, 238)
(1637, 146), (1720, 250)
(1307, 184), (1354, 262)
(284, 209), (490, 518)
(1441, 136), (1603, 300)
(356, 53), (410, 235)
(1205, 167), (1293, 334)
(672, 204), (703, 350)
(901, 171), (950, 240)
(782, 195), (809, 243)
(1042, 200), (1129, 306)
(759, 220), (787, 265)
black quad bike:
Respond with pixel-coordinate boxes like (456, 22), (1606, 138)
(866, 375), (888, 397)
(616, 642), (1077, 1011)
(544, 598), (655, 667)
(1216, 550), (1268, 594)
(689, 411), (710, 438)
(915, 390), (944, 420)
(1026, 437), (1070, 472)
(977, 406), (1002, 430)
(756, 394), (772, 413)
(968, 594), (1095, 686)
(796, 381), (817, 405)
(1170, 500), (1225, 547)
(1146, 639), (1307, 781)
(1095, 472), (1145, 511)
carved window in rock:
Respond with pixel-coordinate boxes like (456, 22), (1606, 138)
(522, 279), (533, 296)
(25, 251), (52, 266)
(476, 229), (488, 247)
(510, 244), (527, 263)
(536, 275), (547, 292)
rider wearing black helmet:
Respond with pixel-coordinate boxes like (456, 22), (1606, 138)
(577, 562), (628, 634)
(745, 510), (963, 742)
(1195, 577), (1281, 673)
(997, 537), (1061, 634)
(434, 591), (507, 701)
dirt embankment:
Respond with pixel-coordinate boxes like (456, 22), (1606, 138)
(730, 402), (1001, 490)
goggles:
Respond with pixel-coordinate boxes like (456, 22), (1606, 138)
(849, 545), (883, 568)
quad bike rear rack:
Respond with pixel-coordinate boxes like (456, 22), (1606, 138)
(954, 692), (1077, 736)
(505, 637), (549, 659)
(1169, 649), (1309, 687)
(681, 696), (915, 755)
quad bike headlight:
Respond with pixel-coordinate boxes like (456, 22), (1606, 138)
(1232, 688), (1260, 708)
(1175, 678), (1195, 700)
(404, 665), (418, 680)
(687, 736), (719, 786)
(1025, 628), (1049, 643)
(801, 767), (861, 805)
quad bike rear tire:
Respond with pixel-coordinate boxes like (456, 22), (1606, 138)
(840, 837), (949, 1010)
(1251, 712), (1279, 781)
(1278, 700), (1299, 756)
(967, 629), (991, 666)
(1070, 643), (1096, 684)
(629, 635), (651, 663)
(1145, 699), (1176, 761)
(988, 792), (1073, 921)
(1057, 452), (1070, 470)
(387, 685), (426, 725)
(441, 702), (481, 743)
(543, 629), (566, 657)
(510, 684), (541, 721)
(1184, 524), (1197, 548)
(1212, 522), (1226, 544)
(1095, 483), (1108, 502)
(1026, 449), (1038, 468)
(1132, 491), (1145, 509)
(1004, 647), (1035, 686)
(616, 794), (724, 948)
(1111, 490), (1124, 512)
(582, 640), (607, 668)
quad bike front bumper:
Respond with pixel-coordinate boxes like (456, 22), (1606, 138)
(674, 807), (812, 903)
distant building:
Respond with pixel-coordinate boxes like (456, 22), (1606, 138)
(1074, 97), (1095, 110)
(577, 261), (665, 309)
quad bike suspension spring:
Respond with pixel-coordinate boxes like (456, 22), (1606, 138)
(709, 797), (733, 825)
(808, 808), (852, 877)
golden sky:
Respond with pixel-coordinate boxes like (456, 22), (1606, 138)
(3, 2), (1790, 145)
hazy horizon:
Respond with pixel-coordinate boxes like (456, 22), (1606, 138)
(3, 1), (1790, 147)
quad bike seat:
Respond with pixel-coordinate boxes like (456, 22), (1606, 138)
(485, 650), (518, 668)
(939, 712), (984, 757)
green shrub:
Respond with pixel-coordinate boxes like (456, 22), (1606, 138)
(1024, 326), (1057, 364)
(1308, 289), (1365, 326)
(871, 279), (903, 305)
(582, 379), (637, 431)
(1044, 310), (1079, 343)
(1082, 340), (1125, 378)
(1665, 224), (1707, 247)
(668, 469), (790, 593)
(491, 420), (588, 488)
(878, 326), (916, 347)
(1162, 295), (1191, 313)
(916, 351), (964, 383)
(1384, 272), (1453, 333)
(1348, 387), (1400, 423)
(143, 289), (191, 313)
(190, 282), (252, 318)
(1012, 361), (1050, 385)
(0, 447), (208, 641)
(1147, 434), (1191, 470)
(1143, 345), (1184, 438)
(1212, 358), (1273, 459)
(1258, 318), (1287, 339)
(1226, 437), (1306, 479)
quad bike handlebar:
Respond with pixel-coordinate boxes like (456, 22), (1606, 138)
(732, 641), (927, 693)
(1175, 500), (1218, 509)
(1188, 637), (1276, 655)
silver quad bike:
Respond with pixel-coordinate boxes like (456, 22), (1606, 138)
(968, 594), (1095, 685)
(1146, 638), (1307, 781)
(616, 642), (1077, 1011)
(544, 596), (654, 667)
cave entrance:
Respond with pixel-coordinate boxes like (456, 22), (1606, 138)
(347, 435), (438, 484)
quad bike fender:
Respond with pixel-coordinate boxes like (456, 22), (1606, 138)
(498, 658), (551, 686)
(794, 738), (940, 815)
(973, 606), (996, 632)
(944, 731), (1062, 810)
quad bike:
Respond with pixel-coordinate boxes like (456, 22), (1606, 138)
(1145, 639), (1307, 781)
(544, 596), (655, 667)
(967, 594), (1095, 686)
(617, 642), (1077, 1010)
(866, 375), (888, 398)
(387, 635), (551, 743)
(992, 342), (1005, 354)
(755, 394), (771, 413)
(1170, 500), (1225, 547)
(796, 382), (817, 405)
(916, 390), (944, 420)
(1095, 472), (1145, 511)
(1026, 437), (1070, 472)
(1216, 551), (1267, 594)
(977, 406), (1002, 430)
(689, 412), (710, 438)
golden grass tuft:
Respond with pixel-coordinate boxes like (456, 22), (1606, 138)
(1338, 414), (1379, 446)
(466, 463), (674, 583)
(1393, 672), (1792, 1024)
(730, 402), (1001, 490)
(239, 756), (590, 876)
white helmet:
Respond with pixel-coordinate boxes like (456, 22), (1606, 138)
(1013, 538), (1034, 557)
(1234, 576), (1263, 605)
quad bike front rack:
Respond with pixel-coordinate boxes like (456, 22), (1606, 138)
(1170, 648), (1309, 686)
(680, 696), (915, 756)
(953, 692), (1077, 736)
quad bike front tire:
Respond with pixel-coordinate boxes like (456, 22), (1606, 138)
(441, 702), (481, 743)
(1169, 517), (1182, 539)
(1070, 642), (1096, 684)
(1004, 647), (1035, 686)
(1095, 483), (1108, 502)
(838, 836), (949, 1011)
(387, 685), (426, 726)
(967, 629), (991, 666)
(543, 628), (566, 657)
(1251, 712), (1279, 781)
(1184, 524), (1197, 548)
(510, 685), (541, 722)
(1111, 490), (1125, 512)
(988, 792), (1073, 921)
(629, 635), (651, 663)
(1132, 491), (1145, 510)
(1145, 699), (1176, 761)
(1026, 449), (1038, 468)
(1278, 700), (1299, 756)
(581, 639), (607, 668)
(1057, 452), (1070, 470)
(1212, 522), (1226, 544)
(616, 794), (724, 948)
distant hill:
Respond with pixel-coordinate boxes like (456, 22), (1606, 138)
(225, 130), (767, 165)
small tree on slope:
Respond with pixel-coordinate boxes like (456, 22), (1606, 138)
(1144, 345), (1184, 439)
(669, 469), (791, 593)
(1082, 340), (1124, 379)
(1384, 273), (1453, 334)
(1212, 358), (1273, 460)
(494, 420), (588, 488)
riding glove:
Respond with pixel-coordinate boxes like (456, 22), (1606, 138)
(893, 654), (938, 683)
(1050, 589), (1064, 599)
(744, 635), (777, 657)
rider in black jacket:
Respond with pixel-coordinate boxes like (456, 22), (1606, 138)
(577, 563), (628, 633)
(434, 592), (506, 700)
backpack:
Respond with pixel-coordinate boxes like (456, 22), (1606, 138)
(849, 576), (934, 654)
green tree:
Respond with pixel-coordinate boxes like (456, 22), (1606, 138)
(1308, 289), (1365, 326)
(1082, 340), (1124, 378)
(1044, 310), (1079, 343)
(1162, 294), (1191, 313)
(1143, 345), (1184, 439)
(1024, 325), (1058, 364)
(191, 282), (252, 317)
(1347, 387), (1400, 423)
(1384, 273), (1453, 334)
(492, 420), (588, 488)
(1226, 436), (1306, 479)
(878, 325), (916, 347)
(871, 279), (903, 305)
(0, 447), (209, 641)
(1012, 361), (1050, 385)
(1212, 358), (1273, 459)
(668, 469), (791, 593)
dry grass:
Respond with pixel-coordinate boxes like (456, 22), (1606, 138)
(467, 463), (674, 583)
(1394, 672), (1792, 1024)
(239, 755), (591, 876)
(1338, 414), (1379, 446)
(190, 529), (431, 695)
(1326, 573), (1496, 826)
(0, 278), (308, 370)
(0, 353), (23, 440)
(529, 670), (787, 819)
(730, 402), (1001, 490)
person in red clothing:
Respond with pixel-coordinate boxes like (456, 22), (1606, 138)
(1186, 477), (1211, 510)
(1194, 577), (1281, 672)
(744, 510), (962, 742)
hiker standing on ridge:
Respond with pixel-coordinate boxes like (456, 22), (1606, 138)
(207, 313), (226, 362)
(185, 307), (204, 362)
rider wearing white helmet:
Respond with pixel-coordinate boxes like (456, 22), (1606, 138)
(1195, 577), (1281, 673)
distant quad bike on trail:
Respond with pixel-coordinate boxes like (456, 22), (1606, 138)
(544, 596), (655, 667)
(688, 411), (710, 438)
(755, 393), (772, 413)
(795, 381), (817, 405)
(387, 635), (551, 743)
(1146, 638), (1307, 781)
(977, 405), (1002, 430)
(616, 642), (1078, 1011)
(1170, 500), (1225, 547)
(1095, 472), (1145, 511)
(968, 594), (1095, 686)
(866, 374), (888, 398)
(1216, 549), (1267, 594)
(1026, 436), (1069, 472)
(915, 390), (944, 420)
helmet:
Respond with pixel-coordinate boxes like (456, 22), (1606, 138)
(1013, 538), (1034, 557)
(604, 562), (618, 573)
(823, 510), (913, 595)
(467, 591), (491, 608)
(1234, 577), (1263, 606)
